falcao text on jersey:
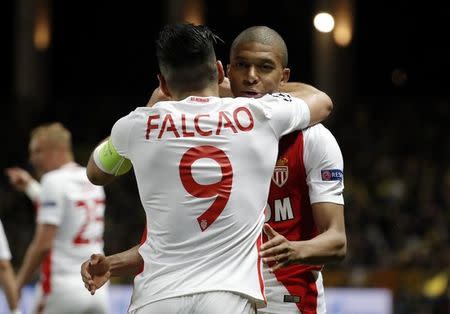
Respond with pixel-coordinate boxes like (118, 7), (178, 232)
(145, 106), (255, 139)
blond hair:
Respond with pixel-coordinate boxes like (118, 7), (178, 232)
(30, 122), (72, 151)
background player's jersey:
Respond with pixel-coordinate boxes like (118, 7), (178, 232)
(0, 220), (12, 261)
(37, 162), (105, 292)
(111, 94), (311, 311)
(262, 124), (344, 314)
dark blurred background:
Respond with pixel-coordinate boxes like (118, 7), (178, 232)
(1, 1), (449, 313)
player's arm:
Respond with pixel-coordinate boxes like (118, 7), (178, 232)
(0, 259), (20, 312)
(279, 82), (333, 126)
(87, 137), (132, 186)
(304, 202), (346, 264)
(5, 167), (41, 202)
(81, 245), (143, 295)
(87, 139), (116, 186)
(17, 223), (58, 289)
(261, 203), (346, 271)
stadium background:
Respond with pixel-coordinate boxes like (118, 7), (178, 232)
(1, 0), (449, 313)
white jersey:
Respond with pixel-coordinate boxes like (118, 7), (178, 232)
(110, 94), (311, 312)
(37, 162), (105, 289)
(0, 220), (12, 261)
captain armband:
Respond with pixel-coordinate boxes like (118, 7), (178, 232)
(93, 138), (132, 176)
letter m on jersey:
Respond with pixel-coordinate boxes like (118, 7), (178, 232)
(274, 197), (294, 221)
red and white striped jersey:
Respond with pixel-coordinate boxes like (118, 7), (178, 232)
(262, 124), (344, 314)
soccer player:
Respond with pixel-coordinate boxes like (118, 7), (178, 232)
(85, 23), (332, 313)
(5, 123), (109, 314)
(82, 25), (344, 314)
(0, 219), (20, 314)
(227, 26), (347, 314)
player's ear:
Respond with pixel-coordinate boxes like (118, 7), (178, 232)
(157, 74), (171, 97)
(217, 60), (225, 84)
(281, 67), (290, 83)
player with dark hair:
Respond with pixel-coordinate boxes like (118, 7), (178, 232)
(228, 26), (346, 314)
(84, 23), (332, 314)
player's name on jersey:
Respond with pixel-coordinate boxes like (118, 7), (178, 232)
(145, 107), (255, 139)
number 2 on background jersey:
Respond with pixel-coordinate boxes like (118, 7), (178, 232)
(73, 200), (104, 245)
(179, 145), (233, 231)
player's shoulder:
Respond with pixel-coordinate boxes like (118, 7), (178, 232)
(111, 107), (150, 133)
(41, 163), (84, 183)
(304, 123), (334, 138)
(126, 106), (154, 118)
(113, 106), (156, 123)
(40, 168), (65, 186)
(303, 123), (341, 147)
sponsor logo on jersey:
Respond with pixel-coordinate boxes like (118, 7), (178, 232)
(272, 158), (289, 187)
(321, 169), (343, 181)
(41, 201), (57, 207)
(283, 295), (301, 303)
(200, 219), (208, 231)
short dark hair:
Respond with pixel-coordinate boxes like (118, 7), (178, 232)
(156, 23), (223, 92)
(231, 26), (288, 68)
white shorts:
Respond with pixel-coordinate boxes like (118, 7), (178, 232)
(130, 291), (257, 314)
(31, 277), (109, 314)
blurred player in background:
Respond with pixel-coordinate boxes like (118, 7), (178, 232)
(5, 123), (109, 314)
(0, 219), (20, 314)
(84, 23), (332, 314)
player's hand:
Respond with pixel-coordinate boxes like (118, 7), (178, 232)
(147, 87), (171, 107)
(260, 224), (300, 272)
(4, 167), (33, 192)
(219, 77), (233, 97)
(80, 254), (111, 295)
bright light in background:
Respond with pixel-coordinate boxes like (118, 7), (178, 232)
(334, 19), (352, 46)
(34, 6), (51, 51)
(314, 12), (335, 33)
(333, 0), (354, 47)
(184, 0), (204, 25)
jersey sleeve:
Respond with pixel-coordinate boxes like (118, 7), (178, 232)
(110, 113), (134, 159)
(0, 220), (12, 260)
(257, 93), (310, 138)
(36, 173), (65, 226)
(303, 124), (344, 205)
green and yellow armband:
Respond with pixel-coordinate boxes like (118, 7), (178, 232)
(93, 138), (132, 176)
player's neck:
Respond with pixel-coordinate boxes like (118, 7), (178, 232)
(55, 153), (74, 169)
(171, 85), (219, 100)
